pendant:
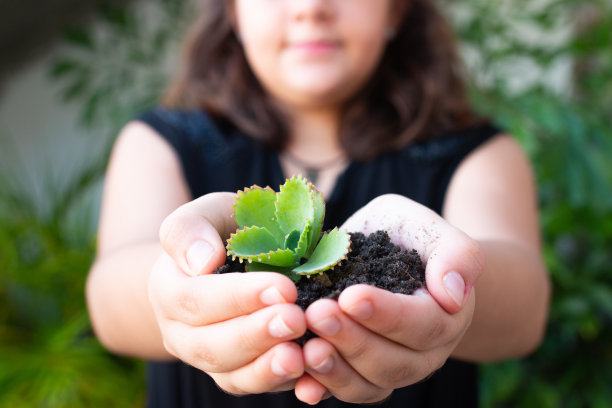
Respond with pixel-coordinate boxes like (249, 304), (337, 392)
(305, 168), (318, 185)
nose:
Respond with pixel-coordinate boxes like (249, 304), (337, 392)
(289, 0), (336, 22)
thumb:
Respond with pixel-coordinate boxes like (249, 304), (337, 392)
(159, 192), (237, 276)
(424, 233), (485, 314)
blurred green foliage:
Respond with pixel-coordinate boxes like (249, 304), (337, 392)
(444, 0), (612, 406)
(0, 158), (144, 407)
(0, 0), (610, 406)
(0, 0), (189, 406)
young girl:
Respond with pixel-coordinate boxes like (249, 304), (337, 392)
(86, 0), (550, 406)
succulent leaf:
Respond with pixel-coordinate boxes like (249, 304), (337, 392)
(257, 248), (298, 267)
(275, 175), (314, 235)
(227, 226), (280, 258)
(284, 229), (301, 251)
(227, 227), (296, 266)
(293, 228), (351, 275)
(293, 220), (311, 261)
(227, 177), (352, 280)
(233, 186), (284, 242)
(306, 186), (325, 258)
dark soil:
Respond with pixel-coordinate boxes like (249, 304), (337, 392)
(215, 230), (426, 310)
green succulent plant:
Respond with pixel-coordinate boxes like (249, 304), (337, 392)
(226, 176), (351, 281)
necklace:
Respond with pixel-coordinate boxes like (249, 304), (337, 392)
(281, 151), (347, 185)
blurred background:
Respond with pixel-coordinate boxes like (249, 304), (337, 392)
(0, 0), (610, 406)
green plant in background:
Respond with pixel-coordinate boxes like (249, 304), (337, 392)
(0, 0), (191, 406)
(227, 176), (350, 280)
(0, 157), (144, 407)
(442, 0), (612, 406)
(50, 0), (190, 131)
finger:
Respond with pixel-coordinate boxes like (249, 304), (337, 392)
(162, 302), (305, 373)
(305, 299), (446, 390)
(294, 373), (329, 405)
(341, 194), (484, 314)
(425, 233), (484, 313)
(302, 337), (391, 404)
(159, 192), (237, 276)
(150, 253), (297, 325)
(337, 284), (472, 350)
(211, 342), (304, 395)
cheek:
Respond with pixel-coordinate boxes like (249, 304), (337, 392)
(235, 9), (282, 76)
(342, 8), (391, 76)
(346, 33), (388, 84)
(235, 2), (279, 50)
(241, 40), (280, 92)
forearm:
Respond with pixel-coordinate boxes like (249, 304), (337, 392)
(86, 242), (174, 360)
(452, 240), (550, 362)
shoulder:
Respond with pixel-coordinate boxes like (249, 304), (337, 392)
(105, 111), (201, 193)
(443, 133), (540, 248)
(135, 107), (255, 166)
(136, 107), (225, 147)
(107, 120), (184, 184)
(400, 123), (501, 163)
(138, 107), (220, 136)
(453, 133), (535, 189)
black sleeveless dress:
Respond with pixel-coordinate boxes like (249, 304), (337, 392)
(138, 107), (499, 408)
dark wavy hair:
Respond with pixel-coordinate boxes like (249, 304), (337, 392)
(163, 0), (481, 161)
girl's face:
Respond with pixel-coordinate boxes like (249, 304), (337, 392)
(233, 0), (397, 112)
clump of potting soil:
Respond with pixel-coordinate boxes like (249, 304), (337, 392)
(216, 230), (426, 310)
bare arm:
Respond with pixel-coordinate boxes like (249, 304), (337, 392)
(86, 121), (191, 360)
(444, 135), (550, 361)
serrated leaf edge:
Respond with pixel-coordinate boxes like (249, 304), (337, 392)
(306, 182), (325, 258)
(232, 184), (277, 221)
(226, 244), (296, 266)
(293, 227), (351, 276)
(226, 226), (286, 263)
(293, 220), (312, 261)
(275, 175), (314, 234)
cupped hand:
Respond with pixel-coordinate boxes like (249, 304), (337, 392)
(295, 194), (484, 404)
(148, 193), (307, 395)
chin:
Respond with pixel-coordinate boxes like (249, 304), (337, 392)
(290, 90), (349, 110)
(290, 81), (355, 103)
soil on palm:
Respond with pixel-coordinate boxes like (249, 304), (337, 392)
(215, 230), (426, 310)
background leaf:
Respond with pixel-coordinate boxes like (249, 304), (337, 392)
(441, 0), (612, 405)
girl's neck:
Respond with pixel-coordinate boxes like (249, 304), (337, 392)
(280, 108), (349, 198)
(285, 108), (343, 159)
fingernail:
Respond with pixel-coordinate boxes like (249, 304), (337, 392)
(269, 315), (295, 338)
(260, 287), (287, 305)
(347, 300), (373, 320)
(444, 271), (465, 307)
(271, 355), (289, 377)
(312, 316), (340, 337)
(186, 240), (214, 276)
(311, 356), (334, 374)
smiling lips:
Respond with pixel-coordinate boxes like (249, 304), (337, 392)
(288, 40), (341, 55)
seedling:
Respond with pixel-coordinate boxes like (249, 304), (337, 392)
(226, 176), (351, 282)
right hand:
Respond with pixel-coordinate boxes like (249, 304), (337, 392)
(148, 192), (307, 394)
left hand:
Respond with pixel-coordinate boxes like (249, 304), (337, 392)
(294, 194), (484, 404)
